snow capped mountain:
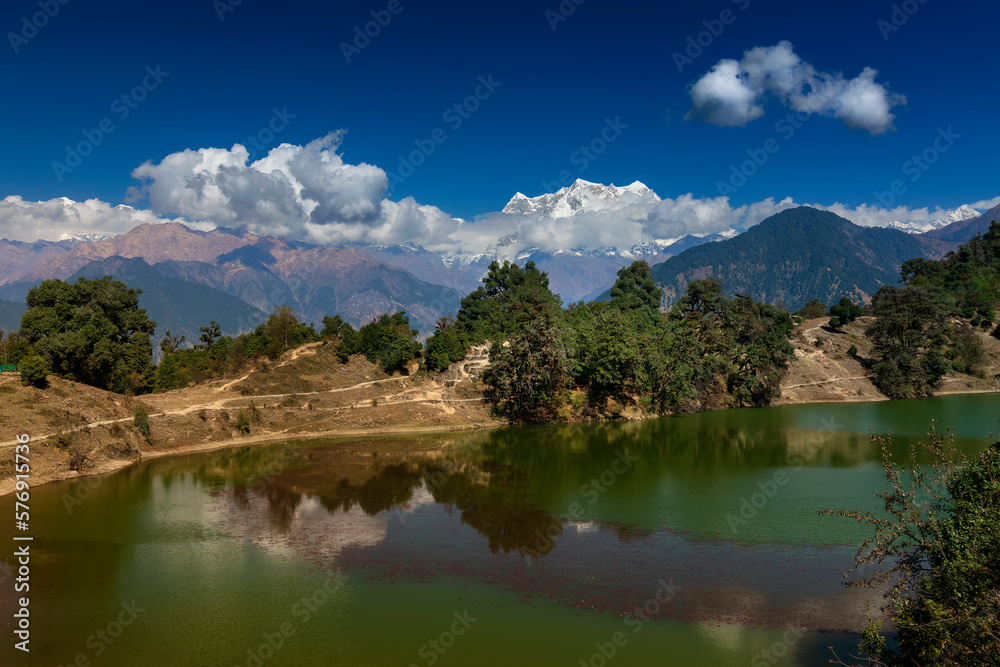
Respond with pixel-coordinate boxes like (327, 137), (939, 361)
(58, 231), (115, 244)
(885, 204), (980, 234)
(502, 179), (660, 218)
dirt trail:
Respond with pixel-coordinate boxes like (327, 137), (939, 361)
(783, 376), (869, 390)
(0, 375), (438, 449)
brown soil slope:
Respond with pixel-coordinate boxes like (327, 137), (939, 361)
(0, 342), (492, 495)
(777, 317), (1000, 404)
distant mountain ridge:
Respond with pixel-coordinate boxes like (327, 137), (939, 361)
(71, 256), (269, 351)
(0, 223), (463, 335)
(502, 179), (660, 218)
(6, 185), (994, 322)
(0, 299), (26, 334)
(639, 207), (957, 310)
(923, 204), (1000, 243)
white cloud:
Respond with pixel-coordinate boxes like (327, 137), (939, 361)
(970, 195), (1000, 211)
(0, 195), (197, 243)
(0, 132), (992, 259)
(686, 41), (906, 135)
(128, 131), (462, 248)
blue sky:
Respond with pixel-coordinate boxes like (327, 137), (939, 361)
(0, 0), (997, 237)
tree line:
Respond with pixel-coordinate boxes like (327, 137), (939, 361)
(5, 277), (425, 394)
(8, 222), (998, 416)
(425, 259), (796, 422)
(865, 221), (999, 398)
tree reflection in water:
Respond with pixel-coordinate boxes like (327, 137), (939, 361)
(220, 440), (567, 558)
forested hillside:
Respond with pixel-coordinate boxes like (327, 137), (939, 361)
(644, 207), (955, 310)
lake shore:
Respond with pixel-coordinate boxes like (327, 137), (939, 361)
(3, 322), (998, 497)
(4, 381), (997, 498)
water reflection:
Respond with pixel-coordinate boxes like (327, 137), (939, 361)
(161, 399), (997, 631)
(216, 443), (564, 558)
(200, 435), (876, 630)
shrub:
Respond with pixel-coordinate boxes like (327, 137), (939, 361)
(104, 440), (140, 460)
(133, 404), (151, 441)
(234, 409), (252, 434)
(847, 345), (858, 358)
(51, 430), (73, 450)
(825, 430), (1000, 666)
(68, 448), (91, 471)
(797, 298), (827, 319)
(18, 354), (50, 388)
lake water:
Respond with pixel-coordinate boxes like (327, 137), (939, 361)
(2, 394), (998, 666)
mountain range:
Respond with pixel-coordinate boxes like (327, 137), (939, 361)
(0, 223), (463, 341)
(923, 204), (1000, 243)
(641, 206), (957, 310)
(0, 181), (995, 343)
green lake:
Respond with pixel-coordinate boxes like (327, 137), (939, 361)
(2, 394), (998, 666)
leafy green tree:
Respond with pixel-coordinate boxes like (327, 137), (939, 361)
(424, 317), (469, 372)
(727, 296), (795, 407)
(829, 296), (864, 329)
(653, 280), (795, 412)
(456, 260), (562, 343)
(321, 315), (344, 339)
(20, 277), (156, 394)
(662, 280), (739, 411)
(18, 354), (50, 388)
(583, 309), (648, 408)
(482, 312), (572, 423)
(901, 221), (1000, 324)
(608, 260), (662, 328)
(865, 286), (949, 398)
(348, 312), (422, 374)
(263, 305), (315, 359)
(1, 331), (30, 367)
(133, 403), (151, 441)
(797, 298), (827, 319)
(824, 428), (1000, 666)
(948, 325), (985, 376)
(153, 351), (191, 392)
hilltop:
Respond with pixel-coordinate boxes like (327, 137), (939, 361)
(644, 206), (956, 309)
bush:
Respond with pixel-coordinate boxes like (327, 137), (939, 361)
(51, 430), (73, 450)
(18, 354), (50, 388)
(234, 409), (252, 434)
(424, 317), (469, 372)
(68, 448), (91, 471)
(825, 430), (1000, 665)
(847, 344), (858, 358)
(133, 404), (151, 441)
(797, 298), (827, 319)
(829, 297), (865, 326)
(104, 440), (140, 460)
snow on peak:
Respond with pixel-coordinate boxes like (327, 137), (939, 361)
(501, 179), (660, 218)
(947, 204), (979, 222)
(58, 231), (114, 243)
(884, 203), (981, 234)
